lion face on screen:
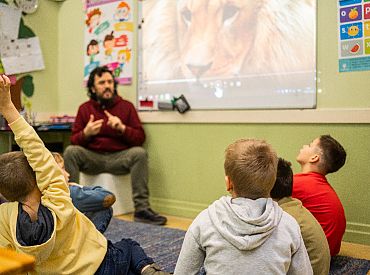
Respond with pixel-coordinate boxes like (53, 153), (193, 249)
(143, 0), (315, 80)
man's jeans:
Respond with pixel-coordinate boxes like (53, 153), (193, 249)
(64, 145), (150, 211)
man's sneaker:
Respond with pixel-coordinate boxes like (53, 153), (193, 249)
(134, 208), (167, 225)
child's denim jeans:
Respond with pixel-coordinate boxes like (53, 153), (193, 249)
(69, 185), (113, 212)
(69, 185), (114, 233)
(95, 239), (154, 275)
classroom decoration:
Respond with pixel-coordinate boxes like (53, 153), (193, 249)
(14, 0), (39, 14)
(18, 18), (36, 38)
(138, 0), (317, 111)
(0, 1), (44, 75)
(83, 0), (133, 85)
(0, 37), (45, 75)
(338, 0), (370, 72)
(0, 3), (22, 39)
(0, 0), (40, 114)
(20, 74), (34, 97)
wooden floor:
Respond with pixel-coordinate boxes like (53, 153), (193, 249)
(116, 213), (192, 231)
(116, 213), (370, 261)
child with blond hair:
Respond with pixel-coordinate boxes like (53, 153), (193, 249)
(174, 139), (312, 275)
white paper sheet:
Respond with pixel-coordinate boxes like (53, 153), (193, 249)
(0, 3), (22, 40)
(0, 37), (45, 74)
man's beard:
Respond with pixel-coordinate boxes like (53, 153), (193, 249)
(97, 89), (116, 109)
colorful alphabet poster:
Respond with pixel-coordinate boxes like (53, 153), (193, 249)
(338, 0), (370, 72)
(84, 0), (133, 84)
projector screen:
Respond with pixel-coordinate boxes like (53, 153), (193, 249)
(138, 0), (317, 110)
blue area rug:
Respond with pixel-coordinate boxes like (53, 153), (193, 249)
(105, 218), (370, 274)
(330, 256), (370, 275)
(104, 218), (185, 272)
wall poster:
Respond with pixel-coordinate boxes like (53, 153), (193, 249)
(84, 0), (133, 84)
(338, 0), (370, 72)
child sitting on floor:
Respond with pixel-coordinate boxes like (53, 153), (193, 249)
(1, 151), (116, 234)
(271, 157), (330, 275)
(293, 135), (347, 256)
(0, 74), (169, 275)
(174, 138), (313, 275)
(52, 152), (115, 233)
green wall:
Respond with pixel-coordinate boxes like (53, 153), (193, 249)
(20, 1), (60, 113)
(144, 123), (370, 245)
(1, 0), (369, 245)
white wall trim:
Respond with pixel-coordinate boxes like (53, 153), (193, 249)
(35, 108), (370, 124)
(139, 108), (370, 124)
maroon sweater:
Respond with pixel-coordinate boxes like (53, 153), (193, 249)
(71, 96), (145, 152)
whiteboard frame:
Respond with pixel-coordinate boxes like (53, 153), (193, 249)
(137, 1), (318, 112)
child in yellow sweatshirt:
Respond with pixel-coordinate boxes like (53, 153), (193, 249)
(0, 74), (169, 275)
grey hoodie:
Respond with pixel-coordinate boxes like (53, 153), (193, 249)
(174, 196), (313, 275)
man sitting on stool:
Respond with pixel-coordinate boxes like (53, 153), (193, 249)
(64, 66), (167, 225)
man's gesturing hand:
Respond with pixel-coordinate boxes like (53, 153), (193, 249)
(83, 114), (103, 138)
(104, 110), (126, 133)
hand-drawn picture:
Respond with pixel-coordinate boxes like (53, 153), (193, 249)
(87, 39), (99, 63)
(84, 0), (133, 85)
(103, 31), (115, 60)
(114, 1), (131, 22)
(85, 8), (102, 34)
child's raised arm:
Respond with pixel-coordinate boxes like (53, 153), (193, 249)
(0, 75), (20, 123)
(0, 74), (73, 214)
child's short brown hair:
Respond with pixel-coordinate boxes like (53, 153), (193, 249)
(0, 151), (36, 201)
(224, 139), (278, 199)
(318, 135), (346, 174)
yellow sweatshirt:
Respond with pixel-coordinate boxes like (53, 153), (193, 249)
(0, 117), (107, 274)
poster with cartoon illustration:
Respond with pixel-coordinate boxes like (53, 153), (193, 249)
(84, 0), (133, 84)
(338, 0), (370, 72)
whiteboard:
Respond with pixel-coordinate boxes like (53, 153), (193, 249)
(138, 0), (317, 110)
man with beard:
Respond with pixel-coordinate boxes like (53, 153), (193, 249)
(64, 66), (167, 225)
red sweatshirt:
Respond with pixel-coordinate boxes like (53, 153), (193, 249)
(71, 96), (145, 152)
(292, 172), (346, 256)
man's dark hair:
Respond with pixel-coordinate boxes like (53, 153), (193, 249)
(0, 151), (36, 202)
(87, 66), (118, 100)
(318, 135), (347, 174)
(270, 158), (293, 200)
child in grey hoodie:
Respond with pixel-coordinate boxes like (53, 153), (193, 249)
(174, 139), (313, 275)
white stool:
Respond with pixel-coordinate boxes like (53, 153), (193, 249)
(79, 173), (135, 216)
